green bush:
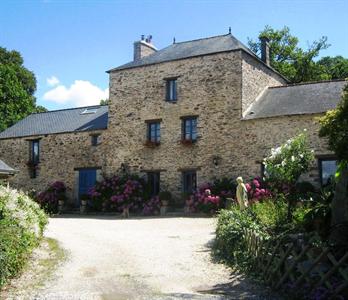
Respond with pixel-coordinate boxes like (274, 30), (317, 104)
(0, 186), (48, 288)
(250, 197), (288, 234)
(214, 208), (268, 269)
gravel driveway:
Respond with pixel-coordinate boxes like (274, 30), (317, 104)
(32, 216), (275, 300)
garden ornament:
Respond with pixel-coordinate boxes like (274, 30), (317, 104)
(236, 176), (248, 210)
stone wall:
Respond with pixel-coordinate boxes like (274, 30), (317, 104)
(0, 49), (334, 205)
(106, 50), (332, 201)
(106, 51), (245, 200)
(240, 114), (333, 186)
(0, 130), (107, 203)
(241, 52), (286, 116)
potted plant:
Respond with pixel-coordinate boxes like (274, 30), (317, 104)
(159, 191), (172, 206)
(181, 192), (191, 213)
(80, 194), (89, 205)
(80, 194), (89, 214)
(122, 206), (130, 218)
(57, 194), (66, 213)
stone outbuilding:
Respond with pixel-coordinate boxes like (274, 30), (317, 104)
(0, 32), (346, 205)
(0, 159), (17, 180)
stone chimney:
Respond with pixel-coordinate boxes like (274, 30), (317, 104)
(260, 36), (270, 66)
(133, 35), (157, 61)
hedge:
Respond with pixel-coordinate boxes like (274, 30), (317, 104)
(0, 185), (48, 288)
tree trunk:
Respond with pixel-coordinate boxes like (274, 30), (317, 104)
(330, 165), (348, 246)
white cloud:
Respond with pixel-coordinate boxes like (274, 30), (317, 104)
(47, 76), (60, 86)
(43, 80), (109, 107)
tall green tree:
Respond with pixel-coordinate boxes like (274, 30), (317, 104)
(317, 56), (348, 80)
(0, 47), (46, 132)
(248, 26), (331, 83)
(319, 83), (348, 245)
(100, 99), (109, 105)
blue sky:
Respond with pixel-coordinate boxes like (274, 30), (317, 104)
(1, 0), (347, 110)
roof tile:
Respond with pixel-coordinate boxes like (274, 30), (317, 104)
(0, 105), (108, 139)
(244, 80), (346, 120)
(108, 34), (256, 72)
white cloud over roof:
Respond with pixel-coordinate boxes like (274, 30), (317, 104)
(43, 80), (109, 107)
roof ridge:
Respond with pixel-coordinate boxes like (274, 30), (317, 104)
(269, 79), (347, 89)
(172, 33), (230, 45)
(31, 104), (108, 115)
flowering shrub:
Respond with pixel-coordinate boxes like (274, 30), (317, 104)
(0, 185), (47, 287)
(245, 177), (272, 203)
(186, 178), (237, 214)
(263, 132), (315, 220)
(88, 174), (147, 213)
(210, 177), (236, 200)
(142, 196), (161, 215)
(88, 174), (162, 215)
(263, 132), (314, 190)
(186, 184), (220, 214)
(35, 181), (66, 214)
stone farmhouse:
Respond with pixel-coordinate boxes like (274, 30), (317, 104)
(0, 33), (345, 206)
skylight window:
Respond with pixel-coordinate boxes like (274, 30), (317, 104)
(81, 107), (99, 115)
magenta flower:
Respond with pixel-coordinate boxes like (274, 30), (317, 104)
(253, 179), (260, 188)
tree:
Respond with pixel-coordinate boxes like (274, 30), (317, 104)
(248, 26), (331, 83)
(317, 56), (348, 80)
(0, 47), (45, 131)
(100, 99), (109, 105)
(33, 105), (48, 113)
(319, 83), (348, 245)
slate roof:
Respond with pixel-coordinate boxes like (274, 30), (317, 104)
(243, 80), (347, 120)
(0, 159), (17, 174)
(108, 34), (258, 72)
(0, 105), (108, 139)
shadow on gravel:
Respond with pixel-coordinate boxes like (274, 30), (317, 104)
(160, 292), (228, 299)
(197, 281), (277, 299)
(200, 239), (281, 300)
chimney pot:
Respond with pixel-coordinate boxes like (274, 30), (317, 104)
(260, 36), (270, 66)
(133, 35), (157, 61)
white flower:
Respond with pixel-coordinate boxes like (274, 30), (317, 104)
(291, 156), (295, 162)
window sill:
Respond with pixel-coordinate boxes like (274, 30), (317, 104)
(144, 141), (161, 148)
(179, 139), (197, 146)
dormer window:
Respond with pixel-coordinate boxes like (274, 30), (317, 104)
(81, 107), (98, 114)
(165, 78), (177, 101)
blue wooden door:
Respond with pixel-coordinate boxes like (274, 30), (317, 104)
(78, 169), (97, 205)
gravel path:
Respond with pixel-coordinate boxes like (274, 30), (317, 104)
(31, 215), (276, 299)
